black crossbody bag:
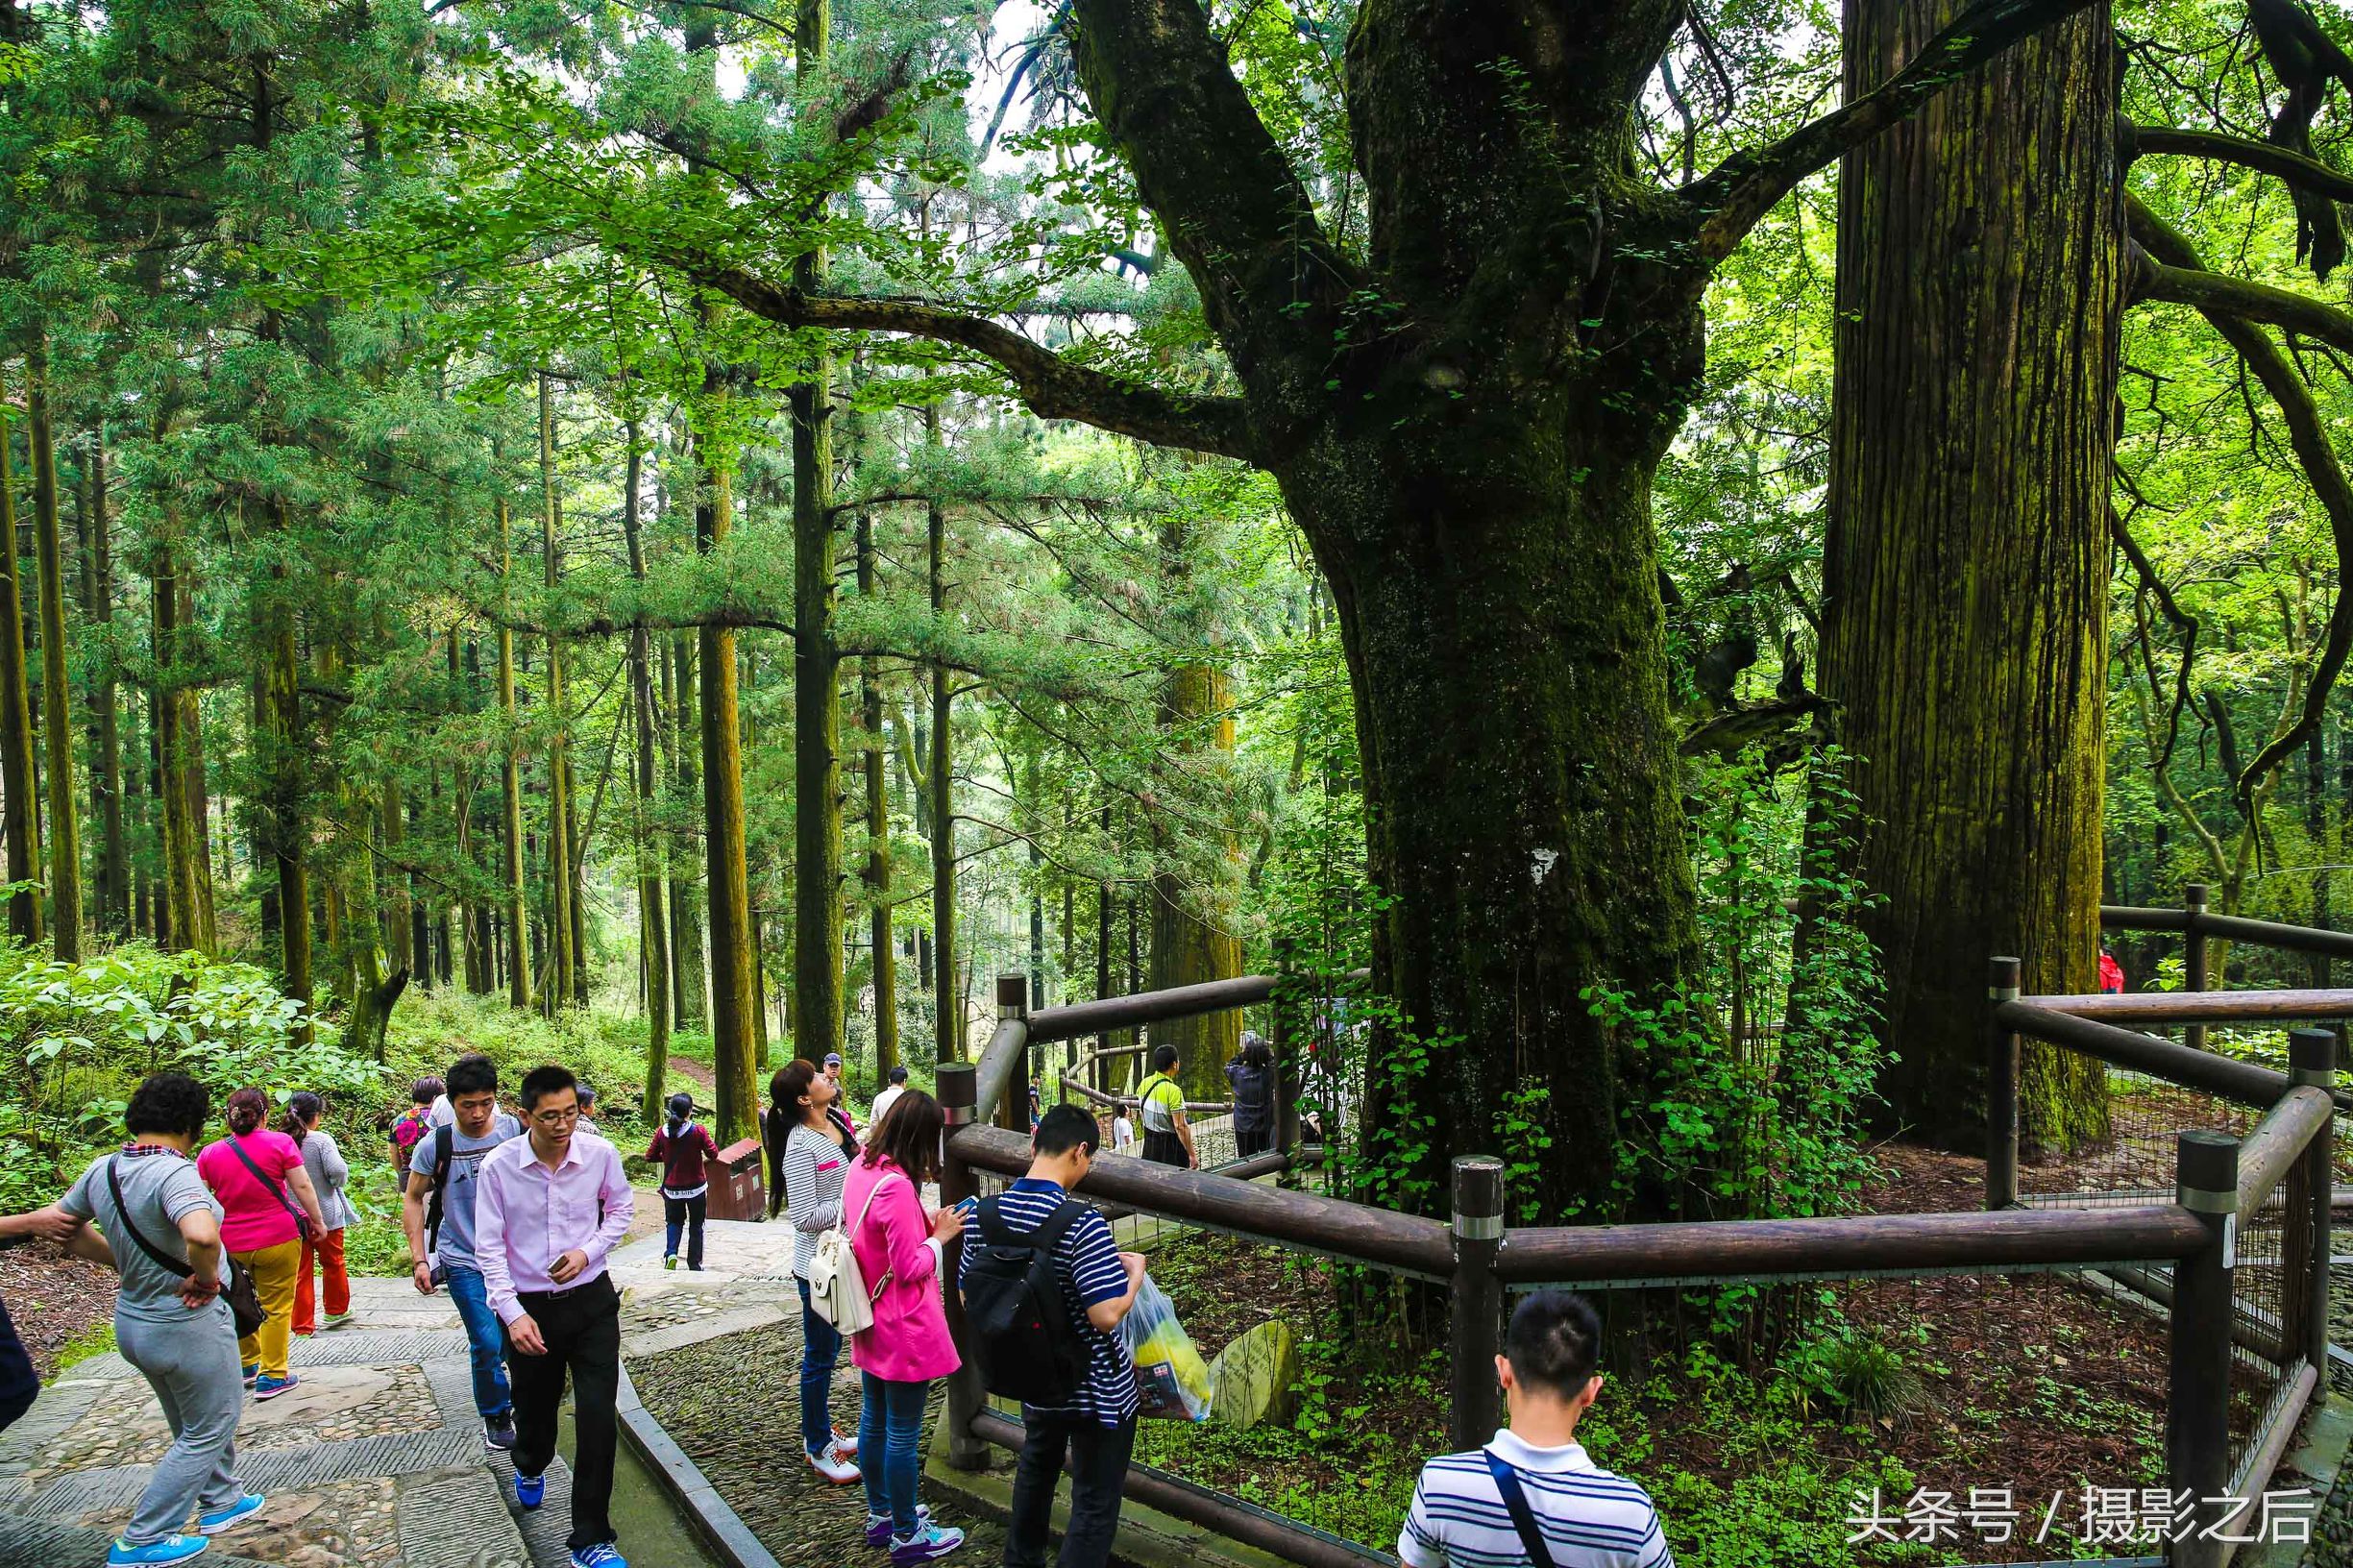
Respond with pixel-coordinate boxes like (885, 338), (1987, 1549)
(228, 1133), (312, 1241)
(106, 1157), (268, 1338)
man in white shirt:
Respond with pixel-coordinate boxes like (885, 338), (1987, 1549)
(869, 1066), (909, 1132)
(1399, 1290), (1671, 1568)
(476, 1065), (634, 1568)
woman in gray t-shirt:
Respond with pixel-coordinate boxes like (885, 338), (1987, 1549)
(22, 1071), (260, 1565)
(282, 1091), (355, 1335)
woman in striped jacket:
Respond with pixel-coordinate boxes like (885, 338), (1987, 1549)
(767, 1061), (863, 1483)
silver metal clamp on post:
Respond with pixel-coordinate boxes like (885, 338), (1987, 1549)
(1448, 1155), (1506, 1453)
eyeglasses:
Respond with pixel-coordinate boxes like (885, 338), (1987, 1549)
(531, 1106), (581, 1123)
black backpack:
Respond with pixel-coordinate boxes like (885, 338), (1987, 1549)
(963, 1196), (1093, 1408)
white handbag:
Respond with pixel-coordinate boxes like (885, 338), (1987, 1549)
(807, 1173), (897, 1334)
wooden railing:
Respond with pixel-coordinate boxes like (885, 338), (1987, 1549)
(919, 948), (2345, 1568)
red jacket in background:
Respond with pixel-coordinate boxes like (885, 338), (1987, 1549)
(647, 1123), (722, 1193)
(2098, 951), (2125, 994)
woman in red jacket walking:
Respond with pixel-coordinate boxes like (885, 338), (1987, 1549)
(646, 1093), (721, 1272)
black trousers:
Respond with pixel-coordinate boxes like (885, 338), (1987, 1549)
(663, 1191), (707, 1268)
(1005, 1408), (1137, 1568)
(505, 1273), (621, 1552)
(1234, 1122), (1271, 1159)
(1140, 1129), (1187, 1168)
(0, 1297), (36, 1432)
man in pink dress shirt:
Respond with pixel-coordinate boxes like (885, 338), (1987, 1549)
(475, 1065), (634, 1568)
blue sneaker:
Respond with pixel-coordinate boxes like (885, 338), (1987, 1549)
(109, 1537), (208, 1566)
(515, 1471), (545, 1509)
(196, 1493), (265, 1534)
(570, 1545), (626, 1568)
(253, 1374), (298, 1401)
(240, 1364), (257, 1388)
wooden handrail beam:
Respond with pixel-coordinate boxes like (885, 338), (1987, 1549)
(1996, 1001), (2290, 1107)
(2020, 988), (2353, 1022)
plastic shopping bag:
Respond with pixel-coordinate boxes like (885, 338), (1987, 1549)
(1120, 1272), (1213, 1421)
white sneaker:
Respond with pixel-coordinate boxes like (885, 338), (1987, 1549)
(805, 1442), (860, 1484)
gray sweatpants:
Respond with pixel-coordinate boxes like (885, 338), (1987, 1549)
(115, 1304), (246, 1544)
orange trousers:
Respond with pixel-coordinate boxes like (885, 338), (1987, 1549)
(293, 1227), (350, 1335)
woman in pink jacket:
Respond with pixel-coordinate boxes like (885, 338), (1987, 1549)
(841, 1090), (967, 1564)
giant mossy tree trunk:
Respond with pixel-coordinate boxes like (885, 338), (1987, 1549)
(696, 423), (760, 1142)
(1820, 0), (2121, 1153)
(261, 527), (311, 1041)
(27, 352), (79, 960)
(151, 525), (214, 957)
(0, 401), (42, 943)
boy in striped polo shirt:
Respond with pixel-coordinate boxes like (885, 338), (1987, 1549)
(957, 1105), (1145, 1568)
(1401, 1289), (1672, 1568)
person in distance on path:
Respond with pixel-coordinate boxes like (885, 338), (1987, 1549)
(1132, 1046), (1194, 1169)
(476, 1065), (634, 1568)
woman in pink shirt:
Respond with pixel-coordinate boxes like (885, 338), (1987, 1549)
(195, 1089), (327, 1399)
(841, 1090), (967, 1564)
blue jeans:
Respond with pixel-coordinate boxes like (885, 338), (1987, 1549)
(858, 1371), (930, 1537)
(797, 1276), (844, 1457)
(443, 1264), (512, 1419)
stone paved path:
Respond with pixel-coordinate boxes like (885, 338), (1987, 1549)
(0, 1276), (573, 1568)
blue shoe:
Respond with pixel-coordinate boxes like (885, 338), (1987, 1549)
(253, 1374), (298, 1401)
(570, 1545), (626, 1568)
(196, 1493), (265, 1534)
(240, 1364), (257, 1388)
(515, 1471), (545, 1509)
(109, 1537), (208, 1566)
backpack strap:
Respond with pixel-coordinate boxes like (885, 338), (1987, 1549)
(423, 1125), (455, 1246)
(973, 1194), (1011, 1246)
(1482, 1451), (1559, 1568)
(106, 1158), (193, 1280)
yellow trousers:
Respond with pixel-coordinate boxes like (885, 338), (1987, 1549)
(233, 1238), (302, 1380)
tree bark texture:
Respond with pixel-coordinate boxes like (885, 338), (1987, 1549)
(667, 631), (708, 1030)
(85, 428), (127, 937)
(497, 495), (531, 1011)
(27, 351), (79, 959)
(0, 402), (42, 943)
(624, 423), (674, 1115)
(1147, 662), (1242, 1099)
(792, 208), (846, 1068)
(538, 376), (576, 1012)
(858, 511), (897, 1076)
(927, 459), (956, 1064)
(696, 426), (760, 1143)
(1821, 0), (2121, 1152)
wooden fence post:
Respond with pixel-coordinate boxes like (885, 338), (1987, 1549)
(2168, 1129), (2238, 1568)
(2184, 884), (2211, 1054)
(995, 973), (1029, 1134)
(1987, 956), (2022, 1210)
(2286, 1027), (2337, 1372)
(937, 1060), (992, 1471)
(1448, 1154), (1506, 1452)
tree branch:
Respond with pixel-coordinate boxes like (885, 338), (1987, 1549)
(1685, 0), (2098, 263)
(2123, 120), (2353, 204)
(2108, 505), (2198, 771)
(696, 269), (1256, 460)
(2129, 193), (2353, 809)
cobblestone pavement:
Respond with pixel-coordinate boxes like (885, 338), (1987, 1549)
(0, 1276), (548, 1568)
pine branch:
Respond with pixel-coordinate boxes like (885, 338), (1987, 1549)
(696, 270), (1257, 460)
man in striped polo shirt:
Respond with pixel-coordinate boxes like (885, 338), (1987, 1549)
(958, 1105), (1145, 1568)
(1401, 1290), (1672, 1568)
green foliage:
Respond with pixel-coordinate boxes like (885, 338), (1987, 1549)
(1584, 747), (1887, 1225)
(0, 941), (370, 1210)
(1782, 1322), (1924, 1424)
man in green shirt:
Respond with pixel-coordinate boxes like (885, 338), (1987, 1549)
(1134, 1045), (1194, 1169)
